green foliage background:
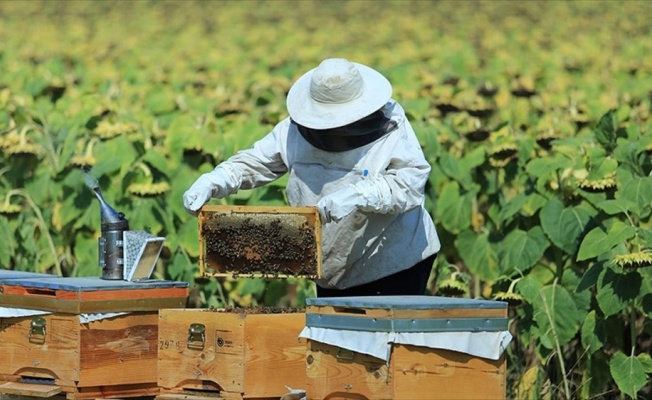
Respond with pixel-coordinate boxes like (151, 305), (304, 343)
(1, 1), (652, 398)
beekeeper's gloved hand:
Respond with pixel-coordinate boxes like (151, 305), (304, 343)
(183, 169), (230, 216)
(317, 178), (393, 223)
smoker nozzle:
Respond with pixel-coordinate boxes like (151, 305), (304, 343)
(92, 186), (129, 228)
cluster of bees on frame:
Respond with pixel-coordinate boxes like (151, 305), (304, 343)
(202, 213), (318, 278)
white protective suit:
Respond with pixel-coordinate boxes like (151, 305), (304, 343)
(193, 100), (440, 289)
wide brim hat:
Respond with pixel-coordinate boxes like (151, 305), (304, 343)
(286, 58), (393, 130)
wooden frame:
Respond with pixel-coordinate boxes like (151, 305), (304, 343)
(198, 205), (322, 279)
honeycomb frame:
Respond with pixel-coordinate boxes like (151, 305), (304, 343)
(198, 205), (322, 279)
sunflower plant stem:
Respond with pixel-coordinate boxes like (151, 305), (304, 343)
(554, 247), (565, 282)
(9, 189), (62, 276)
(33, 116), (61, 174)
(541, 282), (572, 400)
(629, 307), (637, 356)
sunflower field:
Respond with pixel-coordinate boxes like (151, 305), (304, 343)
(1, 1), (652, 398)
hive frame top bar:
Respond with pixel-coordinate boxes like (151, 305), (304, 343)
(197, 205), (322, 279)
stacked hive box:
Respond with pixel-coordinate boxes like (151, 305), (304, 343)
(0, 273), (188, 399)
(2, 208), (512, 400)
(302, 296), (511, 400)
(157, 308), (306, 399)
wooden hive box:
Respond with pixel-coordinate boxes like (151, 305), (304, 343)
(302, 296), (510, 400)
(198, 205), (322, 279)
(0, 275), (189, 399)
(0, 276), (189, 313)
(157, 308), (307, 399)
(0, 312), (159, 399)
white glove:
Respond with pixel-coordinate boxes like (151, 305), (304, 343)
(317, 178), (393, 223)
(183, 171), (228, 216)
(317, 185), (359, 223)
(280, 386), (306, 400)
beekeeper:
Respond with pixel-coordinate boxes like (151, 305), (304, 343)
(183, 58), (441, 297)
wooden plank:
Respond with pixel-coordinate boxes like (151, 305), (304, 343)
(0, 294), (187, 314)
(0, 382), (62, 398)
(201, 272), (315, 279)
(307, 305), (393, 319)
(0, 312), (160, 392)
(0, 286), (75, 300)
(1, 285), (188, 301)
(0, 315), (81, 383)
(392, 344), (506, 400)
(157, 394), (226, 400)
(305, 341), (507, 399)
(201, 205), (319, 215)
(158, 309), (245, 393)
(79, 287), (188, 301)
(1, 395), (66, 400)
(67, 382), (159, 399)
(201, 272), (316, 279)
(305, 341), (392, 399)
(158, 309), (307, 399)
(242, 314), (306, 398)
(78, 312), (158, 387)
(307, 305), (507, 319)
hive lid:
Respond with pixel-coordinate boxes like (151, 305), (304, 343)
(306, 295), (507, 310)
(0, 276), (188, 291)
(305, 295), (508, 333)
(0, 270), (56, 281)
(0, 277), (189, 313)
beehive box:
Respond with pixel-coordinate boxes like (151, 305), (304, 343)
(157, 308), (307, 399)
(0, 311), (159, 399)
(0, 276), (189, 313)
(198, 205), (321, 279)
(303, 296), (510, 400)
(0, 275), (189, 399)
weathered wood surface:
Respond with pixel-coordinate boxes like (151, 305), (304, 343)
(158, 309), (306, 399)
(307, 304), (507, 319)
(305, 341), (506, 400)
(0, 382), (62, 398)
(306, 341), (391, 399)
(0, 312), (159, 398)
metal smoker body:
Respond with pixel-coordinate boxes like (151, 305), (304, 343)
(92, 187), (129, 280)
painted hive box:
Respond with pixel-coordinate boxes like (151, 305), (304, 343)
(303, 296), (510, 400)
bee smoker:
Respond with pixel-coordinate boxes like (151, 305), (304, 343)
(91, 186), (129, 280)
